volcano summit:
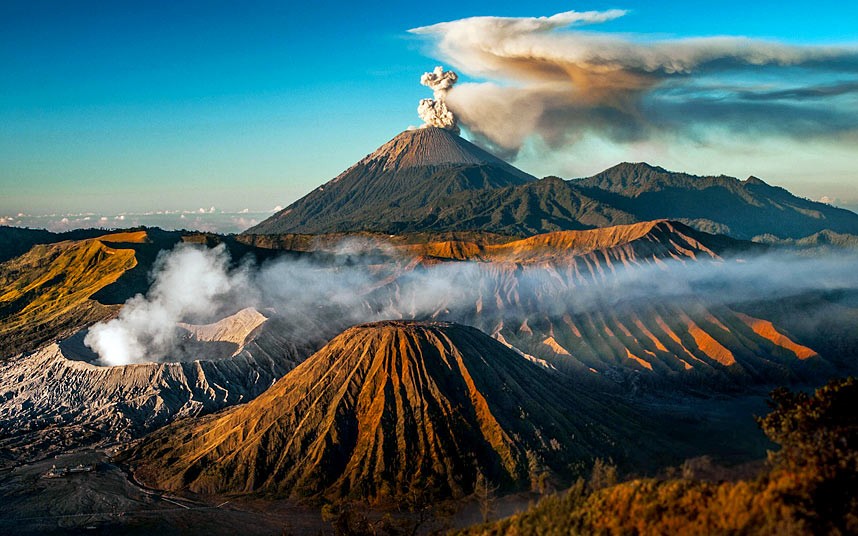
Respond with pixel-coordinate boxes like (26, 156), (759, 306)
(247, 125), (858, 241)
(246, 127), (535, 235)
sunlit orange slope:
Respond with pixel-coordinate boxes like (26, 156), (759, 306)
(0, 232), (148, 357)
(129, 321), (652, 502)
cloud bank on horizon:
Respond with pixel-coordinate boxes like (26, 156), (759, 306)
(410, 9), (858, 161)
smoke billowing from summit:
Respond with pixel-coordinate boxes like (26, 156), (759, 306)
(421, 66), (458, 94)
(410, 9), (858, 161)
(417, 66), (459, 132)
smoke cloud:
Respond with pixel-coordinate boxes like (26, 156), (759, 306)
(84, 244), (254, 366)
(409, 10), (858, 158)
(417, 66), (460, 132)
(83, 238), (858, 367)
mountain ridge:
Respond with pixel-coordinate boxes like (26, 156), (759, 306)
(572, 162), (858, 239)
(244, 128), (858, 240)
(398, 219), (754, 263)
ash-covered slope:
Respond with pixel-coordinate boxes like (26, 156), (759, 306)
(356, 126), (532, 174)
(240, 220), (828, 385)
(246, 127), (535, 235)
(129, 321), (647, 501)
(0, 308), (323, 464)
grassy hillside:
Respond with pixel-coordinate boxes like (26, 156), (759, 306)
(0, 233), (143, 357)
(0, 226), (111, 264)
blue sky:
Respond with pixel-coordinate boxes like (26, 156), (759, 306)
(2, 0), (857, 220)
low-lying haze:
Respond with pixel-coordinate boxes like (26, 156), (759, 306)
(84, 241), (858, 366)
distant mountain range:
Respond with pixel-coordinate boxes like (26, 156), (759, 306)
(572, 163), (858, 239)
(247, 128), (858, 241)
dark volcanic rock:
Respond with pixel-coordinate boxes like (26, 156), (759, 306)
(246, 127), (535, 235)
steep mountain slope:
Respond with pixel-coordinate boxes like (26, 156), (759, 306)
(396, 176), (638, 237)
(359, 222), (826, 385)
(0, 231), (154, 358)
(129, 321), (648, 502)
(573, 162), (858, 239)
(246, 127), (535, 235)
(245, 137), (858, 239)
(0, 308), (324, 464)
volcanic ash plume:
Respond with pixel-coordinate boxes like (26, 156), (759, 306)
(410, 10), (858, 158)
(418, 66), (459, 132)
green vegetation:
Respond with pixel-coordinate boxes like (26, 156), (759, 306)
(461, 377), (858, 535)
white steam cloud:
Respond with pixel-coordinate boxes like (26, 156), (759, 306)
(417, 66), (460, 132)
(83, 238), (858, 368)
(84, 244), (253, 366)
(409, 9), (858, 158)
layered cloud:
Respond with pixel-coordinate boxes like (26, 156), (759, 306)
(410, 10), (858, 158)
(1, 209), (273, 234)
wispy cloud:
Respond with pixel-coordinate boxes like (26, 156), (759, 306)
(410, 9), (858, 158)
(84, 238), (858, 366)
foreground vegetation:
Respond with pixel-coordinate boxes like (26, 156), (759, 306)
(461, 377), (858, 535)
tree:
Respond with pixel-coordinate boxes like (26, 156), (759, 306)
(757, 377), (858, 533)
(402, 484), (441, 536)
(588, 458), (618, 491)
(475, 472), (499, 523)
